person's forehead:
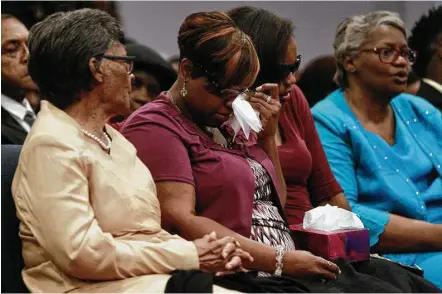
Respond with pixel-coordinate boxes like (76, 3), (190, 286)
(364, 25), (406, 46)
(106, 42), (127, 54)
(1, 18), (28, 43)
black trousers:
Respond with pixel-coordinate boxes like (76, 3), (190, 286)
(165, 258), (441, 293)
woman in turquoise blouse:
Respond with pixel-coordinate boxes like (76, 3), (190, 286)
(312, 11), (442, 288)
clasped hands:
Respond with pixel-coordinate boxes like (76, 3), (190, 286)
(193, 231), (253, 276)
(193, 232), (341, 280)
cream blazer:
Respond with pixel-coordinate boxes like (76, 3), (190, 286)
(11, 101), (200, 293)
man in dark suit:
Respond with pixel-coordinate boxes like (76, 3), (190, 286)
(408, 6), (442, 111)
(1, 14), (37, 144)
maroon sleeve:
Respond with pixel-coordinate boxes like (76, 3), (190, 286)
(121, 119), (195, 186)
(291, 86), (343, 205)
(107, 121), (124, 131)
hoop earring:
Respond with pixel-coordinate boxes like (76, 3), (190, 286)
(181, 80), (188, 98)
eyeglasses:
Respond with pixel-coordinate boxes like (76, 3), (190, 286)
(279, 54), (302, 76)
(360, 47), (416, 64)
(194, 62), (251, 101)
(274, 54), (302, 82)
(94, 53), (136, 74)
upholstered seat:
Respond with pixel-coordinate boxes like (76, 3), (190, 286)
(1, 145), (28, 292)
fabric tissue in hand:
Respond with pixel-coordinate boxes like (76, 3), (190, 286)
(303, 204), (364, 231)
(228, 92), (262, 140)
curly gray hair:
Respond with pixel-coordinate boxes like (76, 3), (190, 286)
(333, 11), (407, 88)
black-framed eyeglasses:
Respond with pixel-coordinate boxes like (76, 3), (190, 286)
(194, 62), (251, 101)
(94, 53), (136, 74)
(360, 47), (416, 64)
(279, 54), (302, 76)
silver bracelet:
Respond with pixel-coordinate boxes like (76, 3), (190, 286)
(274, 245), (284, 276)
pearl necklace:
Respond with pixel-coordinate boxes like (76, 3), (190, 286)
(82, 129), (112, 151)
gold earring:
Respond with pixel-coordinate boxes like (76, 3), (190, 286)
(181, 80), (188, 97)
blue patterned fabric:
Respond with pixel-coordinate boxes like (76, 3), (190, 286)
(312, 89), (442, 288)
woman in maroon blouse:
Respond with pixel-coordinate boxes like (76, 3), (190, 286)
(228, 6), (351, 225)
(279, 85), (349, 223)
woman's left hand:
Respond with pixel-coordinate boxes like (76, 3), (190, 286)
(194, 232), (253, 273)
(248, 83), (282, 139)
(215, 247), (253, 276)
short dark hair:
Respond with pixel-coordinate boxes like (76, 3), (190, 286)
(228, 6), (294, 88)
(178, 11), (259, 90)
(28, 8), (124, 110)
(408, 6), (442, 78)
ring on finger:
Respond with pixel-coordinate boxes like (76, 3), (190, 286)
(264, 94), (272, 103)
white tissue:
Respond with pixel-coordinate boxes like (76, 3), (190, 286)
(228, 93), (262, 140)
(303, 204), (364, 231)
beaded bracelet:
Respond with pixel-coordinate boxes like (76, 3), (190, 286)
(274, 245), (284, 276)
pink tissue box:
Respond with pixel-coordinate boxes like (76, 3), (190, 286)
(290, 224), (370, 262)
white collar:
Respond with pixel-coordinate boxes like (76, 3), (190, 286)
(1, 94), (35, 120)
(422, 78), (442, 95)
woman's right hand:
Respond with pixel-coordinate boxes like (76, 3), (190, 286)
(248, 83), (282, 139)
(284, 250), (341, 280)
(193, 231), (253, 273)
